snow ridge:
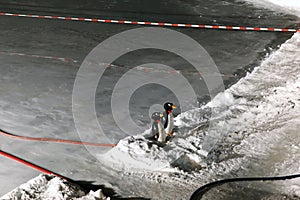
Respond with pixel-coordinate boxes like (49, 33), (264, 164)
(242, 0), (300, 17)
(1, 174), (109, 200)
(100, 32), (300, 198)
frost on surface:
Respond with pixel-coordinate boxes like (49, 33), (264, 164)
(1, 174), (108, 200)
(101, 33), (300, 197)
(242, 0), (300, 17)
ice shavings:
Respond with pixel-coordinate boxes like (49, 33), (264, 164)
(1, 174), (109, 200)
(101, 33), (300, 198)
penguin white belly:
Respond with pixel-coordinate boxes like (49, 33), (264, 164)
(157, 121), (167, 143)
(165, 114), (174, 134)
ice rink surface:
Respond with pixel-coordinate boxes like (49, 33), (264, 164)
(0, 0), (299, 199)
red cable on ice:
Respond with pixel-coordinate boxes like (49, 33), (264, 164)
(0, 129), (117, 147)
(0, 150), (66, 179)
(0, 11), (299, 32)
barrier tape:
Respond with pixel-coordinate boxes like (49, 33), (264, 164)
(0, 129), (117, 147)
(0, 11), (299, 32)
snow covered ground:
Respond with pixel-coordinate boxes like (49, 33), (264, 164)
(1, 0), (300, 199)
(6, 30), (298, 200)
(1, 174), (108, 200)
(243, 0), (300, 17)
(100, 0), (300, 198)
(103, 30), (300, 175)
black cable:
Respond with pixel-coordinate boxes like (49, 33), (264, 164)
(190, 174), (300, 200)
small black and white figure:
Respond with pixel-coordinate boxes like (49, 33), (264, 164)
(151, 112), (167, 143)
(162, 102), (176, 136)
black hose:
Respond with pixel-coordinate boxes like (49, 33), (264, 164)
(190, 174), (300, 200)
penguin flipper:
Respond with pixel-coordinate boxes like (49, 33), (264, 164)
(162, 112), (168, 128)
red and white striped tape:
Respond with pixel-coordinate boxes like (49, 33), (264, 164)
(0, 11), (299, 32)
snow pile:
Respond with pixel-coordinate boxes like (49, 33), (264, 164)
(176, 32), (300, 197)
(102, 32), (300, 194)
(217, 32), (300, 196)
(179, 31), (300, 146)
(101, 132), (208, 172)
(243, 0), (300, 17)
(1, 174), (109, 200)
(102, 32), (300, 175)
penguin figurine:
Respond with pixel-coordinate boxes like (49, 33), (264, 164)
(162, 102), (176, 136)
(151, 112), (167, 143)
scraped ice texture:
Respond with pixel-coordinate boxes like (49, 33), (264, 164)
(101, 32), (300, 197)
(100, 1), (300, 174)
(1, 174), (108, 200)
(3, 2), (300, 199)
(95, 0), (300, 188)
(243, 0), (300, 17)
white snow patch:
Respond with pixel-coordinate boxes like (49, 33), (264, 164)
(1, 174), (109, 200)
(206, 91), (236, 108)
(101, 32), (300, 197)
(243, 0), (300, 17)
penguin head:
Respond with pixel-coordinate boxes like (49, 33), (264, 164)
(164, 102), (176, 112)
(151, 112), (163, 122)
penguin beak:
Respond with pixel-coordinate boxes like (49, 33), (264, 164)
(159, 113), (164, 117)
(172, 105), (176, 109)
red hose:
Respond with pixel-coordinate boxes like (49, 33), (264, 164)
(0, 150), (66, 179)
(0, 129), (117, 147)
(0, 129), (117, 183)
